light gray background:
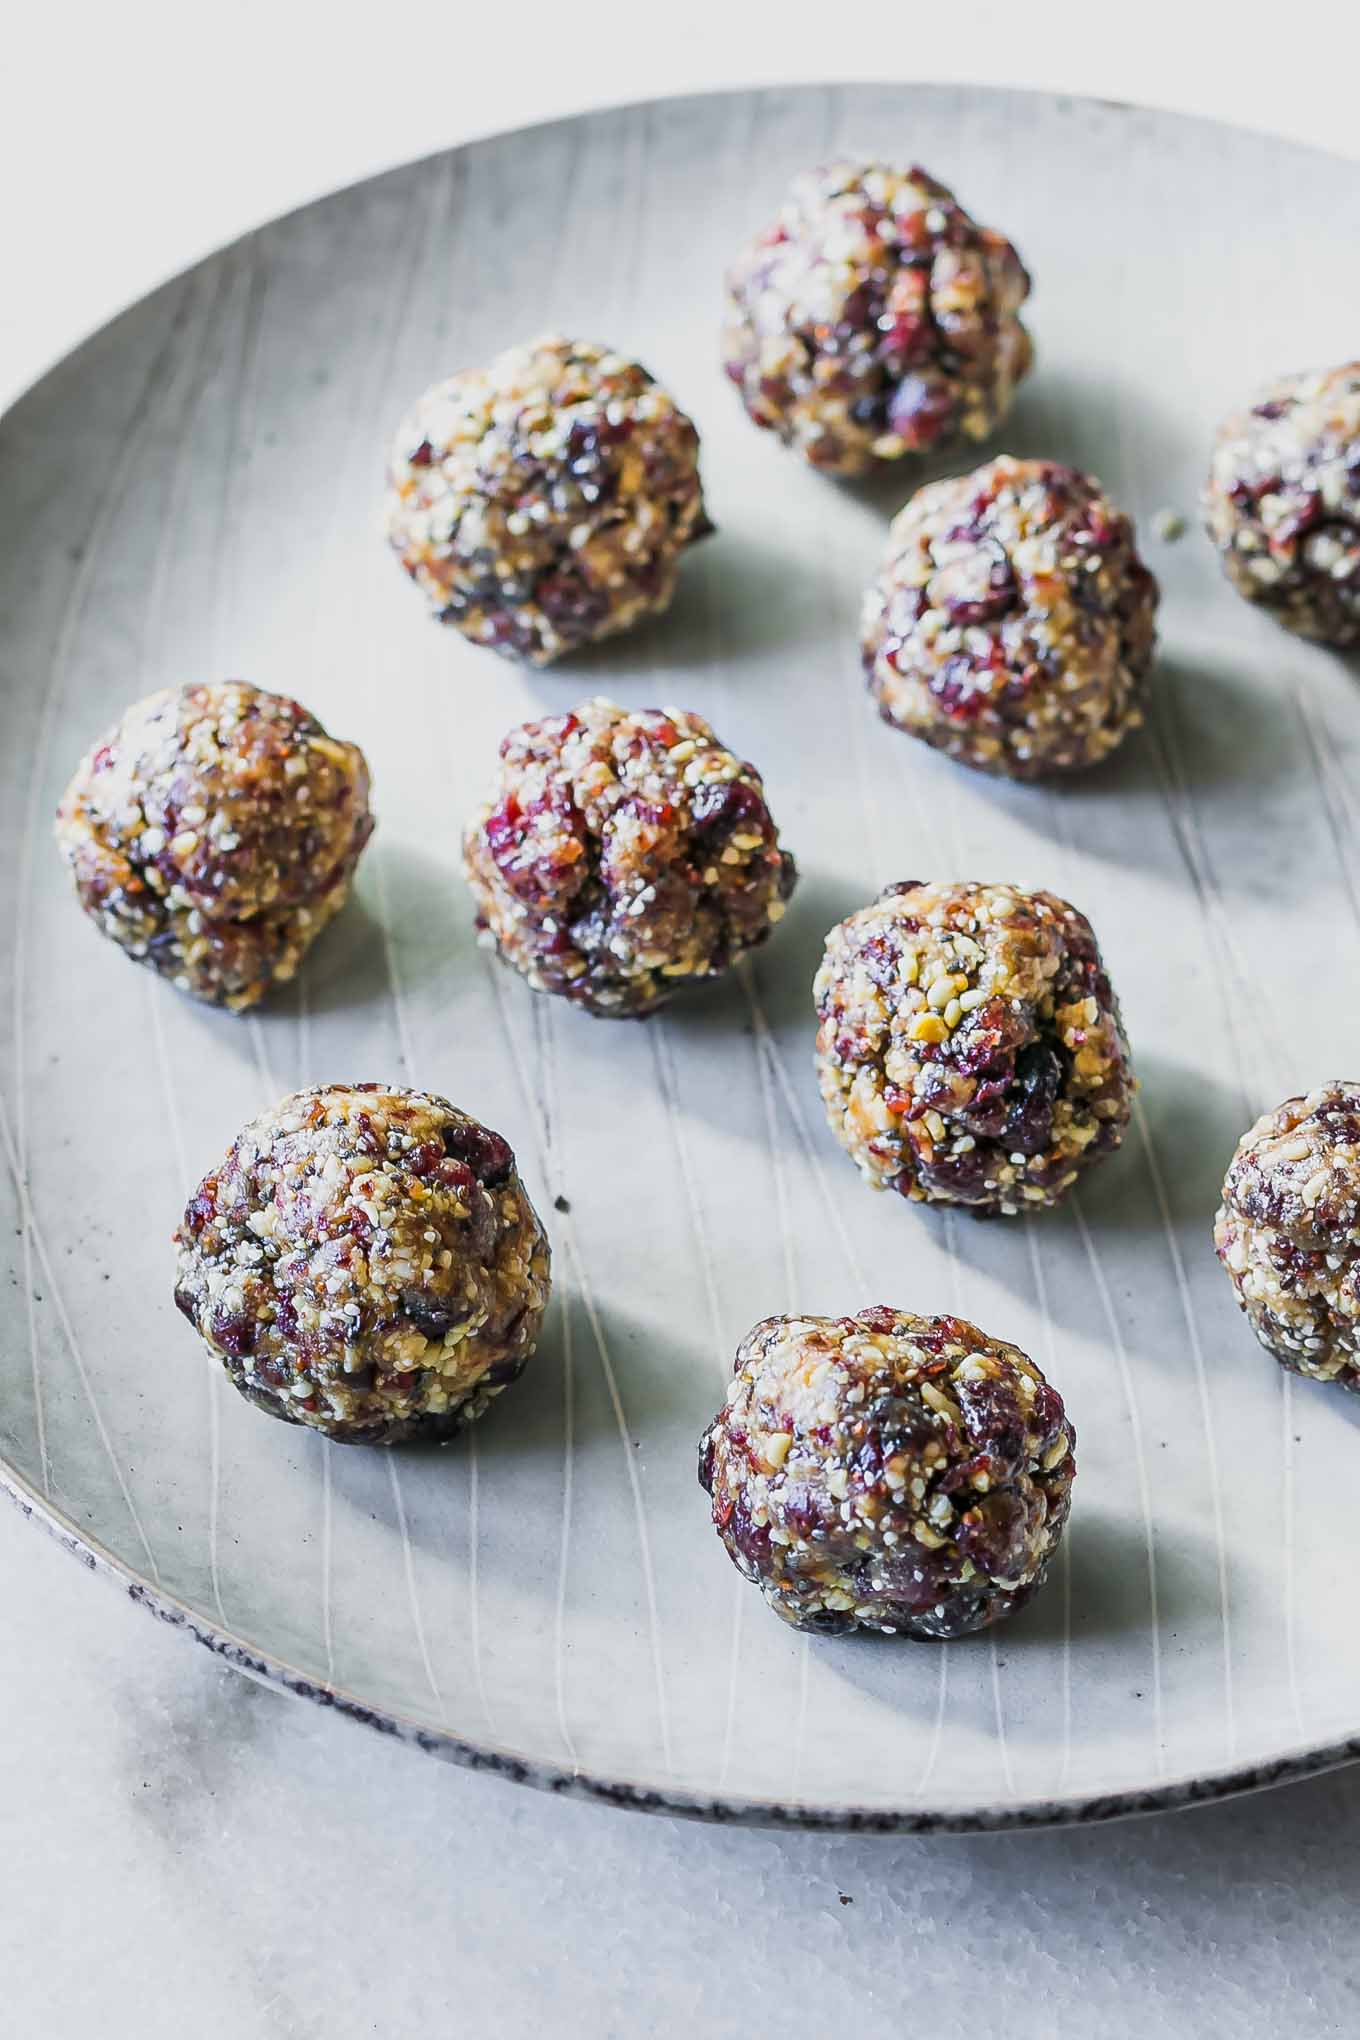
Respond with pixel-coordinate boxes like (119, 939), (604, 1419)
(6, 1516), (1359, 2036)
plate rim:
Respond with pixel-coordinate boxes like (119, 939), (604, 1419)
(8, 1456), (1358, 1832)
(1, 76), (1355, 432)
(6, 77), (1360, 1834)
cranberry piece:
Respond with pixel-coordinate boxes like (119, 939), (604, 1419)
(211, 1305), (257, 1358)
(408, 439), (435, 468)
(484, 785), (588, 907)
(181, 1186), (217, 1235)
(928, 654), (991, 721)
(915, 1144), (998, 1205)
(857, 1305), (900, 1334)
(956, 1490), (1027, 1575)
(401, 1290), (465, 1341)
(442, 1121), (513, 1187)
(859, 932), (902, 991)
(932, 545), (1018, 626)
(887, 373), (955, 448)
(727, 1493), (774, 1571)
(690, 777), (768, 840)
(1003, 1042), (1064, 1155)
(534, 570), (611, 641)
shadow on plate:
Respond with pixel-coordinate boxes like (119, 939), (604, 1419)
(279, 838), (473, 1022)
(1013, 1505), (1220, 1651)
(321, 1289), (709, 1570)
(513, 524), (831, 696)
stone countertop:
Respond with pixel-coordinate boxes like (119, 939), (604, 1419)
(4, 1502), (1354, 2036)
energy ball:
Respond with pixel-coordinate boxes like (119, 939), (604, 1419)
(173, 1084), (551, 1444)
(721, 159), (1032, 477)
(815, 881), (1133, 1215)
(698, 1307), (1074, 1638)
(862, 457), (1159, 777)
(463, 697), (797, 1018)
(54, 681), (373, 1012)
(1204, 362), (1360, 647)
(1214, 1082), (1360, 1389)
(385, 335), (711, 664)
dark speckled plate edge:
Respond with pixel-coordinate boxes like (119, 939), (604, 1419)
(7, 1458), (1356, 1833)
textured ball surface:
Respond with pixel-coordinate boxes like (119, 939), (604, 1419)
(814, 881), (1133, 1215)
(173, 1085), (551, 1444)
(1204, 362), (1360, 646)
(862, 456), (1158, 777)
(1214, 1082), (1360, 1389)
(463, 697), (797, 1018)
(698, 1307), (1075, 1638)
(722, 160), (1032, 477)
(385, 335), (710, 664)
(54, 681), (373, 1011)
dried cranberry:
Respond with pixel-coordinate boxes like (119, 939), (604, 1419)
(534, 569), (611, 641)
(442, 1120), (513, 1187)
(956, 1490), (1027, 1576)
(887, 373), (955, 448)
(859, 933), (901, 991)
(915, 1144), (999, 1205)
(928, 654), (991, 721)
(483, 785), (588, 906)
(1003, 1042), (1064, 1155)
(401, 1290), (465, 1341)
(211, 1306), (257, 1358)
(181, 1186), (217, 1235)
(690, 777), (768, 840)
(933, 545), (1018, 626)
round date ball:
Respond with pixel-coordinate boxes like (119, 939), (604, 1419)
(463, 697), (797, 1018)
(698, 1307), (1075, 1638)
(54, 681), (373, 1012)
(173, 1084), (551, 1444)
(814, 881), (1133, 1215)
(385, 335), (711, 664)
(862, 457), (1159, 777)
(722, 159), (1032, 477)
(1214, 1082), (1360, 1389)
(1204, 362), (1360, 647)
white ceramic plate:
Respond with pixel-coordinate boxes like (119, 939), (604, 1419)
(5, 85), (1360, 1831)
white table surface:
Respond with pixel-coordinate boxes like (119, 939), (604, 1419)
(4, 7), (1359, 2031)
